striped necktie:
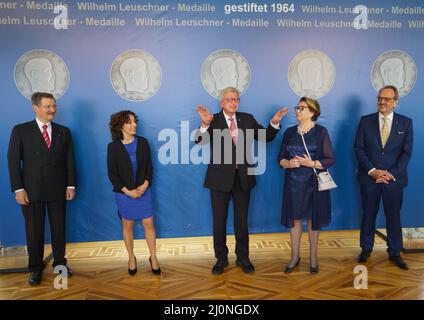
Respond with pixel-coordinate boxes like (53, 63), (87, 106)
(42, 124), (51, 149)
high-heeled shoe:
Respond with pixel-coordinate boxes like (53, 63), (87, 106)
(284, 258), (300, 273)
(149, 256), (161, 275)
(128, 257), (137, 276)
(310, 265), (319, 274)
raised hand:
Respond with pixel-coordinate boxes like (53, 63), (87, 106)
(271, 107), (289, 125)
(196, 105), (213, 127)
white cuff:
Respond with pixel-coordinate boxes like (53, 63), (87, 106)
(368, 168), (376, 176)
(270, 121), (280, 130)
(199, 126), (209, 133)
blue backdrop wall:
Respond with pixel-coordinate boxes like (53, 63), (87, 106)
(1, 0), (423, 246)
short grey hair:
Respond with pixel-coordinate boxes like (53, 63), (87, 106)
(219, 87), (240, 102)
(379, 85), (399, 101)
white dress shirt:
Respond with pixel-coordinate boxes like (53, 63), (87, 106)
(35, 117), (52, 143)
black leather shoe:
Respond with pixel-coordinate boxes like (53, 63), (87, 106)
(211, 259), (229, 275)
(310, 265), (319, 274)
(128, 258), (137, 276)
(357, 249), (371, 263)
(149, 256), (161, 275)
(236, 258), (255, 274)
(389, 255), (409, 270)
(28, 271), (43, 285)
(284, 258), (300, 273)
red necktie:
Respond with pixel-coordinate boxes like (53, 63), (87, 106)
(229, 117), (237, 145)
(42, 124), (51, 149)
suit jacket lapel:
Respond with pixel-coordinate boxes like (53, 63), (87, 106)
(216, 110), (228, 129)
(385, 112), (398, 148)
(119, 140), (135, 176)
(50, 122), (59, 151)
(373, 112), (383, 149)
(235, 112), (243, 131)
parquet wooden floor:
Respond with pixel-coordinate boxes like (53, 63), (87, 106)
(1, 230), (424, 300)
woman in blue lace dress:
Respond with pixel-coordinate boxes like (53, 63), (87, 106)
(107, 110), (161, 276)
(278, 97), (335, 274)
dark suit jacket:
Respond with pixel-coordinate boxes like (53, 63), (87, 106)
(196, 110), (279, 192)
(7, 120), (77, 202)
(354, 112), (413, 187)
(107, 136), (153, 193)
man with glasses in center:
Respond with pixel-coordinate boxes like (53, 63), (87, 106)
(354, 85), (413, 269)
(195, 87), (288, 275)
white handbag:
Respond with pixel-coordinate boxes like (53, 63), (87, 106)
(315, 170), (337, 191)
(300, 131), (337, 191)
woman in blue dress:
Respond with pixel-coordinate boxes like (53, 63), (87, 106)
(107, 110), (161, 276)
(278, 97), (335, 274)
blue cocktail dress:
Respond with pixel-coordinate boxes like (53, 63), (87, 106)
(115, 139), (153, 220)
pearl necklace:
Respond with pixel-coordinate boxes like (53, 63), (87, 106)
(297, 122), (315, 135)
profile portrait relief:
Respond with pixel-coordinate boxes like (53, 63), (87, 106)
(288, 49), (335, 99)
(24, 57), (56, 92)
(379, 57), (405, 89)
(371, 50), (416, 98)
(110, 49), (162, 102)
(210, 57), (238, 91)
(297, 57), (323, 91)
(120, 57), (149, 93)
(201, 49), (251, 99)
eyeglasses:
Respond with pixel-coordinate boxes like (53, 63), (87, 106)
(294, 106), (309, 112)
(224, 97), (240, 103)
(377, 96), (396, 102)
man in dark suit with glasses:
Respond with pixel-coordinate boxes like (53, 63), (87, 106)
(195, 87), (288, 275)
(355, 85), (413, 270)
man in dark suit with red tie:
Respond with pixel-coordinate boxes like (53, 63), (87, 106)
(196, 87), (288, 275)
(7, 92), (77, 285)
(355, 85), (413, 270)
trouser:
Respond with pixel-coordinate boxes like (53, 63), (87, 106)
(210, 172), (251, 261)
(22, 200), (67, 272)
(359, 183), (404, 256)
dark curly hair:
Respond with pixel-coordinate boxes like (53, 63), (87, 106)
(109, 110), (138, 141)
